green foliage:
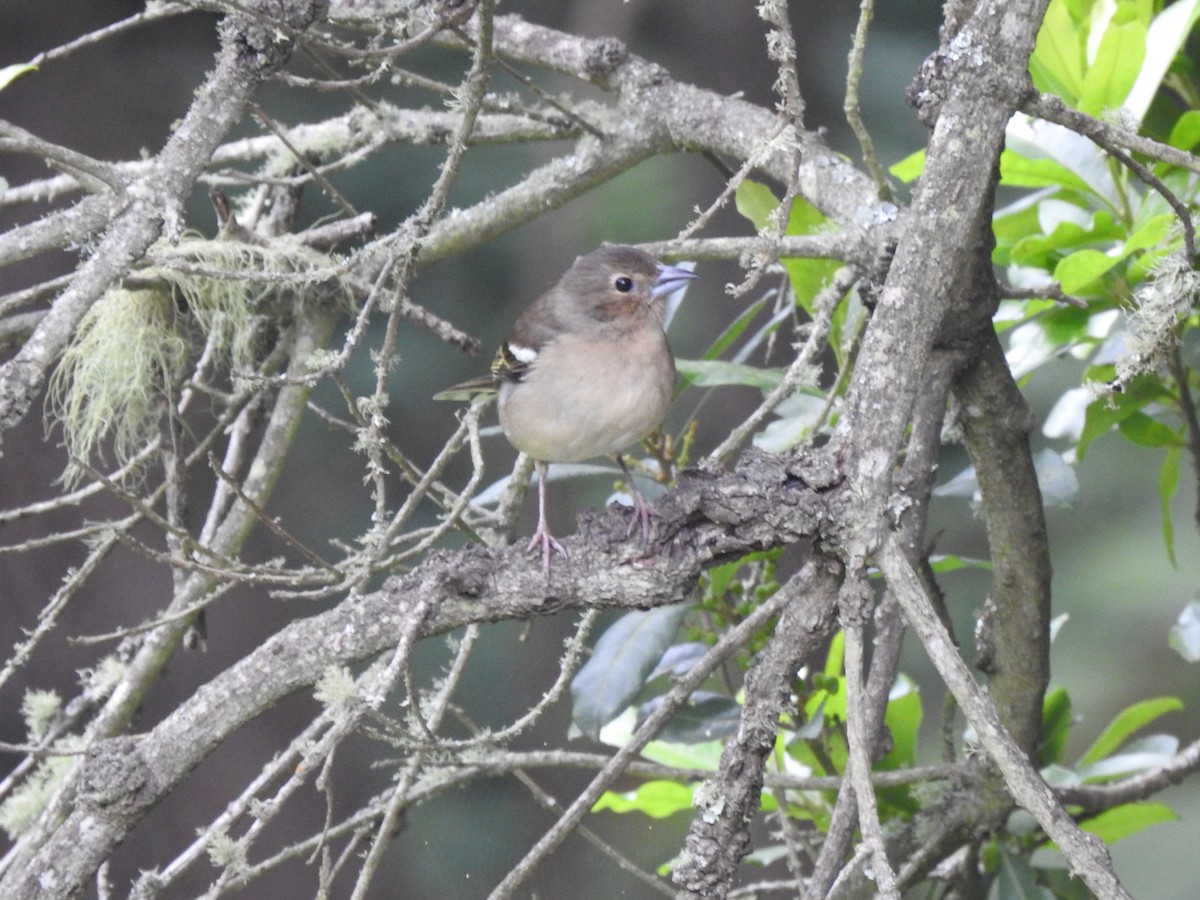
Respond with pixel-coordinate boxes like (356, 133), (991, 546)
(588, 578), (925, 842)
(989, 846), (1055, 900)
(734, 181), (841, 320)
(889, 148), (925, 183)
(592, 780), (695, 819)
(1076, 695), (1182, 767)
(690, 549), (783, 662)
(1078, 801), (1178, 843)
(674, 359), (783, 391)
(982, 0), (1200, 570)
(570, 603), (691, 740)
(998, 689), (1189, 892)
(680, 178), (867, 455)
(1038, 687), (1074, 768)
(582, 7), (1200, 892)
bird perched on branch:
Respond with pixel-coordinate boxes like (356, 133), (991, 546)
(437, 245), (697, 574)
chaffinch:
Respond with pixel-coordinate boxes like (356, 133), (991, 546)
(438, 245), (697, 573)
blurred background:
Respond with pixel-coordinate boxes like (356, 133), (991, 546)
(1, 1), (1197, 897)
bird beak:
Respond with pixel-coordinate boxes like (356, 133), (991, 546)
(651, 262), (698, 299)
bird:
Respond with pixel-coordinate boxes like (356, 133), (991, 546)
(437, 245), (697, 574)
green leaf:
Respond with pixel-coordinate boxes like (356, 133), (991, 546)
(675, 358), (783, 392)
(1054, 249), (1121, 293)
(0, 63), (37, 92)
(882, 677), (921, 767)
(593, 780), (695, 818)
(1076, 375), (1166, 460)
(1123, 0), (1200, 122)
(999, 150), (1095, 196)
(781, 244), (840, 320)
(889, 149), (925, 183)
(639, 735), (724, 771)
(824, 629), (845, 679)
(989, 846), (1053, 900)
(1117, 411), (1183, 449)
(753, 389), (828, 453)
(735, 180), (780, 230)
(1009, 211), (1122, 269)
(993, 204), (1045, 266)
(1167, 109), (1200, 152)
(1039, 687), (1073, 767)
(644, 692), (741, 744)
(1033, 448), (1080, 509)
(1168, 600), (1200, 663)
(703, 550), (779, 601)
(702, 296), (770, 361)
(1078, 16), (1145, 115)
(733, 180), (840, 317)
(571, 604), (691, 740)
(1078, 802), (1177, 844)
(1124, 240), (1180, 284)
(928, 554), (993, 573)
(1079, 734), (1178, 780)
(1077, 696), (1183, 767)
(1160, 446), (1180, 566)
(1003, 117), (1118, 204)
(1039, 866), (1106, 899)
(1039, 305), (1091, 346)
(1031, 0), (1085, 101)
(1122, 214), (1174, 255)
(806, 675), (847, 729)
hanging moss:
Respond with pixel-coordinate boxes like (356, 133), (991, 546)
(47, 287), (190, 483)
(46, 238), (350, 483)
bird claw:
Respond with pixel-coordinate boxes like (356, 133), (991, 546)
(527, 524), (567, 576)
(625, 491), (660, 543)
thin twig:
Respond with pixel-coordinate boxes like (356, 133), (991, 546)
(1167, 346), (1200, 529)
(844, 0), (892, 199)
(877, 536), (1133, 900)
(1025, 91), (1200, 177)
(708, 265), (859, 464)
(1000, 282), (1089, 308)
(841, 580), (900, 898)
(485, 584), (797, 900)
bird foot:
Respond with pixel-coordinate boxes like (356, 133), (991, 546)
(625, 490), (661, 544)
(527, 524), (567, 576)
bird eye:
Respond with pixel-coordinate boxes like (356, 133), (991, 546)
(613, 276), (634, 292)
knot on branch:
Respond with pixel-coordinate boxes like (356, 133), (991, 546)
(223, 0), (329, 74)
(433, 0), (478, 28)
(583, 36), (628, 79)
(656, 448), (832, 559)
(434, 545), (494, 597)
(907, 48), (948, 126)
(79, 736), (153, 813)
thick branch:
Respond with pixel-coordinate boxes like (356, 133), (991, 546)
(838, 0), (1046, 507)
(954, 329), (1051, 755)
(0, 448), (833, 899)
(673, 561), (842, 897)
(441, 12), (889, 230)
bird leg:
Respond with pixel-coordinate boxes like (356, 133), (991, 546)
(617, 455), (659, 543)
(527, 461), (567, 575)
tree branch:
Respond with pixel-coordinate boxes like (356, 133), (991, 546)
(0, 0), (328, 451)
